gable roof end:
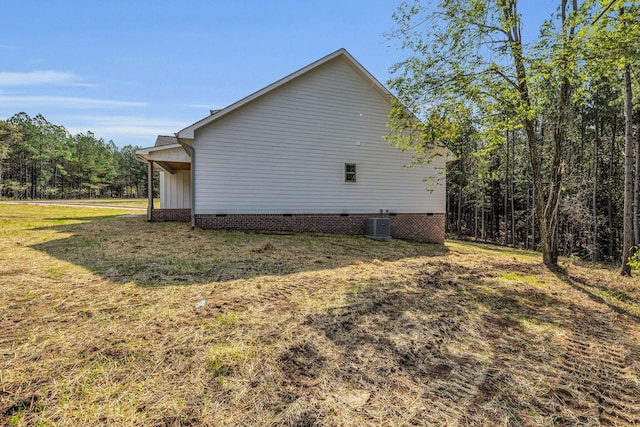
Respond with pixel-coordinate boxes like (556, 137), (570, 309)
(155, 135), (179, 147)
(135, 135), (183, 158)
(176, 48), (392, 140)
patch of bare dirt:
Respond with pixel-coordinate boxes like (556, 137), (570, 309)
(278, 342), (326, 387)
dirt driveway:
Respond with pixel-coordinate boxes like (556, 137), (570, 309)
(0, 199), (146, 211)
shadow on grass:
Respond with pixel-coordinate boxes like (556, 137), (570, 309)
(304, 258), (640, 425)
(448, 239), (538, 258)
(551, 268), (640, 323)
(29, 214), (449, 287)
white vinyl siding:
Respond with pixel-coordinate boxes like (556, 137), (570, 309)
(193, 56), (446, 214)
(147, 146), (190, 163)
(160, 170), (191, 209)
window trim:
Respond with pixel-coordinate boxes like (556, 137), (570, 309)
(345, 163), (357, 183)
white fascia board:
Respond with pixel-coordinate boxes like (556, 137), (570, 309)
(339, 50), (393, 100)
(134, 143), (187, 162)
(134, 150), (149, 163)
(134, 146), (151, 162)
(146, 143), (183, 153)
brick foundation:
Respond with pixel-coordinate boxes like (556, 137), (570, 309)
(194, 213), (445, 243)
(389, 213), (445, 243)
(151, 209), (191, 222)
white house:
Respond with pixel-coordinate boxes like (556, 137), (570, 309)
(135, 49), (447, 243)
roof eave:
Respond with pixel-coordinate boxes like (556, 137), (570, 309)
(134, 143), (183, 154)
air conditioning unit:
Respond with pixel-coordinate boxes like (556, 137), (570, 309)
(366, 218), (391, 240)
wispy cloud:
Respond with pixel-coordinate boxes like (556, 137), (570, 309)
(67, 116), (188, 139)
(0, 70), (82, 86)
(0, 95), (146, 109)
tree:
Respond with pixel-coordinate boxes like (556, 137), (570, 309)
(584, 1), (640, 274)
(0, 121), (23, 196)
(387, 0), (586, 267)
(1, 112), (156, 200)
(112, 144), (148, 198)
(66, 132), (117, 198)
(621, 63), (634, 275)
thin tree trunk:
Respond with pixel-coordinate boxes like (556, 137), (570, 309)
(481, 202), (486, 241)
(531, 181), (535, 250)
(634, 113), (640, 245)
(621, 64), (633, 276)
(593, 117), (599, 261)
(457, 152), (464, 239)
(609, 115), (616, 258)
(511, 134), (516, 246)
(504, 131), (509, 245)
(474, 187), (479, 240)
(525, 182), (530, 249)
(457, 184), (463, 239)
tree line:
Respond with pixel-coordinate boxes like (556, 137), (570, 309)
(0, 112), (155, 200)
(387, 0), (639, 271)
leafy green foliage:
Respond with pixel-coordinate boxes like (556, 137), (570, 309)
(626, 245), (640, 270)
(386, 0), (639, 267)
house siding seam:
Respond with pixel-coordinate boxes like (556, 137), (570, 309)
(194, 213), (445, 244)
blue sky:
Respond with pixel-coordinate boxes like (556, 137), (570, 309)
(1, 1), (553, 148)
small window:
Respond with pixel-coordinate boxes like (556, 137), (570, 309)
(345, 163), (357, 183)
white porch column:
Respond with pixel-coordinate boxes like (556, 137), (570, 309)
(147, 160), (154, 221)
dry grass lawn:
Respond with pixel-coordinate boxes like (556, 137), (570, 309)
(1, 203), (640, 426)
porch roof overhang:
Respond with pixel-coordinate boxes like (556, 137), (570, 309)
(135, 143), (191, 174)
